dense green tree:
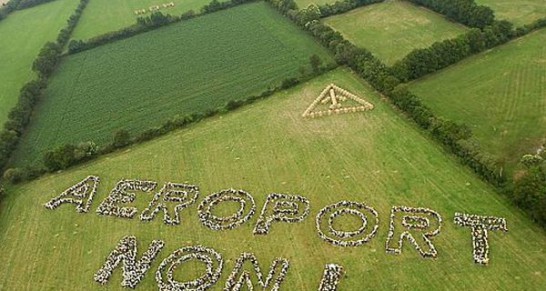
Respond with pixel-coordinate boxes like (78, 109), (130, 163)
(43, 144), (77, 171)
(309, 54), (323, 74)
(407, 0), (495, 29)
(113, 129), (131, 149)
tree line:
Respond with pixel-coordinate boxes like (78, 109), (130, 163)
(315, 0), (383, 18)
(391, 18), (546, 82)
(68, 0), (257, 55)
(391, 20), (513, 82)
(406, 0), (495, 29)
(513, 153), (546, 226)
(0, 0), (89, 187)
(16, 0), (56, 10)
(0, 0), (21, 21)
(0, 0), (58, 22)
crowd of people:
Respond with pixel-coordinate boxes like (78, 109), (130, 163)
(253, 193), (310, 235)
(198, 189), (257, 231)
(134, 2), (175, 15)
(454, 212), (508, 264)
(44, 175), (100, 213)
(96, 179), (158, 218)
(402, 215), (430, 229)
(316, 201), (379, 247)
(94, 236), (165, 288)
(385, 206), (443, 258)
(140, 182), (200, 226)
(302, 84), (374, 118)
(318, 264), (345, 291)
(225, 253), (290, 291)
(155, 245), (223, 291)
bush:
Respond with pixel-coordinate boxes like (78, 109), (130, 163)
(43, 144), (77, 171)
(74, 141), (98, 160)
(3, 168), (24, 184)
(43, 141), (97, 172)
(112, 129), (131, 149)
(226, 99), (244, 111)
(280, 77), (299, 89)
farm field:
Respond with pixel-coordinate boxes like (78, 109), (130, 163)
(0, 0), (78, 125)
(475, 0), (546, 27)
(410, 29), (546, 173)
(11, 1), (334, 168)
(72, 0), (223, 41)
(1, 69), (546, 289)
(323, 1), (468, 65)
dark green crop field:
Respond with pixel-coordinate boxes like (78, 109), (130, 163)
(12, 2), (333, 167)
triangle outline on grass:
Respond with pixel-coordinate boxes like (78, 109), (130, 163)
(302, 84), (374, 118)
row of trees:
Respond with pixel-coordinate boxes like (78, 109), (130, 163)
(316, 0), (383, 18)
(513, 153), (546, 226)
(0, 0), (90, 184)
(16, 0), (56, 10)
(391, 18), (546, 82)
(0, 0), (56, 22)
(391, 20), (513, 82)
(406, 0), (495, 29)
(0, 0), (22, 21)
(68, 0), (257, 54)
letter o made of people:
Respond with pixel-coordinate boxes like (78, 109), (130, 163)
(156, 246), (223, 291)
(198, 189), (256, 231)
(316, 201), (379, 247)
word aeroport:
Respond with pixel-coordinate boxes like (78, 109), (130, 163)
(45, 176), (508, 289)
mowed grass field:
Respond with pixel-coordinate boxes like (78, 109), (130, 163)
(0, 0), (78, 125)
(323, 1), (467, 65)
(72, 0), (222, 41)
(12, 2), (333, 167)
(410, 29), (546, 173)
(476, 0), (546, 27)
(1, 69), (545, 290)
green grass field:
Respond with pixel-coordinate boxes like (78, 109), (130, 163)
(1, 69), (545, 289)
(409, 29), (546, 173)
(11, 2), (333, 168)
(72, 0), (225, 41)
(0, 0), (78, 125)
(323, 1), (468, 65)
(476, 0), (546, 27)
